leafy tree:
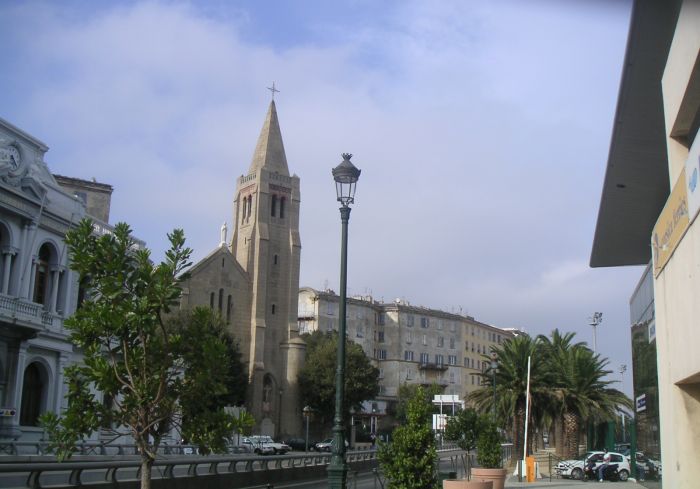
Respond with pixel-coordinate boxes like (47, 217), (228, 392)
(378, 386), (437, 489)
(444, 407), (480, 452)
(393, 383), (444, 424)
(167, 307), (250, 451)
(476, 417), (503, 468)
(298, 330), (379, 428)
(40, 220), (240, 489)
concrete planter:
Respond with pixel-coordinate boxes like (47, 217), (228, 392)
(442, 480), (493, 489)
(470, 468), (508, 489)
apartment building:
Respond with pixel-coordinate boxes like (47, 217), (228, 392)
(298, 287), (514, 422)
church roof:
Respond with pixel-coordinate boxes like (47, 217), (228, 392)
(248, 100), (289, 176)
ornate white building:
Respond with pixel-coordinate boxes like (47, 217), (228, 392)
(0, 118), (119, 441)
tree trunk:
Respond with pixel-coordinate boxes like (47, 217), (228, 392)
(555, 415), (565, 457)
(140, 454), (153, 489)
(563, 411), (580, 460)
(512, 403), (525, 462)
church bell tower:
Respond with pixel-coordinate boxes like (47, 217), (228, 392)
(230, 98), (304, 437)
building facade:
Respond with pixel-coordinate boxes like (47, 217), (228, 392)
(180, 100), (304, 438)
(629, 265), (661, 477)
(298, 287), (514, 426)
(0, 118), (117, 441)
(591, 1), (700, 486)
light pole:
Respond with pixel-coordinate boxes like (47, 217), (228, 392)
(328, 153), (361, 489)
(589, 312), (603, 352)
(619, 365), (627, 442)
(490, 352), (498, 421)
(303, 405), (311, 452)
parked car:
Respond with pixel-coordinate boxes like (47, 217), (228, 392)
(284, 437), (308, 451)
(231, 437), (255, 453)
(555, 451), (630, 481)
(314, 438), (349, 452)
(314, 438), (334, 452)
(248, 435), (291, 455)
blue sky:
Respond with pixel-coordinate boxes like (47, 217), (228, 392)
(0, 0), (640, 394)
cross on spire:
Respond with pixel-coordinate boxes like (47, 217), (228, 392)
(267, 82), (280, 101)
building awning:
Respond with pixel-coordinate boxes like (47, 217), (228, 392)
(590, 0), (681, 267)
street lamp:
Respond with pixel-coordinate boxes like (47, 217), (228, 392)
(328, 153), (361, 489)
(589, 312), (603, 352)
(490, 352), (498, 421)
(303, 406), (311, 452)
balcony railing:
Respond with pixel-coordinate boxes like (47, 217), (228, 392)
(418, 362), (448, 372)
(0, 294), (59, 334)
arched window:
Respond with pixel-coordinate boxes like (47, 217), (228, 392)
(271, 195), (277, 217)
(218, 288), (223, 312)
(247, 196), (252, 221)
(226, 295), (233, 324)
(20, 363), (45, 426)
(280, 197), (286, 219)
(271, 304), (276, 315)
(273, 254), (278, 265)
(33, 244), (51, 305)
(209, 292), (215, 309)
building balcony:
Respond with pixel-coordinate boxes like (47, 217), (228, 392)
(418, 362), (448, 372)
(0, 294), (60, 339)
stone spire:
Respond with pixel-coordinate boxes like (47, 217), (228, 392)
(247, 100), (289, 176)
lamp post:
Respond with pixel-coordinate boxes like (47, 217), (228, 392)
(303, 405), (311, 452)
(328, 153), (361, 489)
(490, 352), (498, 421)
(589, 312), (603, 353)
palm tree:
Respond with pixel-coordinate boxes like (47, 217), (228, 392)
(537, 329), (587, 457)
(547, 345), (631, 459)
(470, 334), (550, 461)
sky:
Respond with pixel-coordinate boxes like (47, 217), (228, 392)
(0, 0), (642, 395)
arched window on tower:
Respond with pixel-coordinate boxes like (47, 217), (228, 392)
(20, 362), (45, 426)
(271, 195), (277, 217)
(280, 197), (286, 219)
(33, 244), (51, 306)
(247, 196), (252, 221)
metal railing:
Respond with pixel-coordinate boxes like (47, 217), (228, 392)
(0, 446), (463, 489)
(0, 440), (250, 457)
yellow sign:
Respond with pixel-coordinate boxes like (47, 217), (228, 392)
(652, 169), (690, 277)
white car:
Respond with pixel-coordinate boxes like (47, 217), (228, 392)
(556, 451), (631, 481)
(248, 435), (291, 455)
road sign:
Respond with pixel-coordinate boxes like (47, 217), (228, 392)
(0, 408), (16, 417)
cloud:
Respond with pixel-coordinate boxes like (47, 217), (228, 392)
(0, 0), (637, 394)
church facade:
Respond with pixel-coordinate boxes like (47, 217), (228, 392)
(179, 100), (305, 438)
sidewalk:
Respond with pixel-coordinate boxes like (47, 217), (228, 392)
(505, 475), (640, 488)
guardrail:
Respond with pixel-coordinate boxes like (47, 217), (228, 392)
(0, 440), (246, 457)
(0, 449), (376, 489)
(0, 447), (462, 489)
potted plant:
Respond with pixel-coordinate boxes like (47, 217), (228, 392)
(471, 418), (507, 489)
(442, 411), (494, 489)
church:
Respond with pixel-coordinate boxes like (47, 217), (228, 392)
(178, 99), (305, 439)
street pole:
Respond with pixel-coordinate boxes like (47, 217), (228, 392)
(490, 353), (498, 422)
(328, 154), (360, 489)
(303, 406), (311, 452)
(589, 312), (603, 353)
